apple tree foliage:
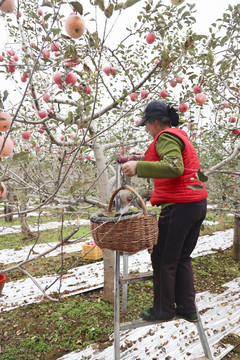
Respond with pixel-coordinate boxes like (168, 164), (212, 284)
(0, 0), (239, 235)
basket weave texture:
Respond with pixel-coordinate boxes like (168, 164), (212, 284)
(90, 185), (159, 254)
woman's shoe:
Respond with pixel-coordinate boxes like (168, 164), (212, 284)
(175, 311), (199, 322)
(140, 308), (175, 322)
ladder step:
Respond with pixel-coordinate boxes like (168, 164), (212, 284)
(120, 318), (167, 331)
(121, 271), (153, 284)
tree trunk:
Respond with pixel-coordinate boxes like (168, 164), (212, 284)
(232, 212), (240, 260)
(19, 166), (35, 239)
(19, 200), (35, 239)
(90, 124), (115, 302)
(4, 186), (15, 222)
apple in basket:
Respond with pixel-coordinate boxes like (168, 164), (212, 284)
(85, 241), (95, 246)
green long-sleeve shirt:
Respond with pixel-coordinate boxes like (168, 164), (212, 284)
(136, 132), (185, 208)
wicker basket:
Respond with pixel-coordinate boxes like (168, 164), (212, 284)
(90, 185), (158, 254)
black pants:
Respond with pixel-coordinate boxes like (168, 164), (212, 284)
(151, 199), (207, 319)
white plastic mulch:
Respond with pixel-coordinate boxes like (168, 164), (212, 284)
(0, 220), (239, 360)
(0, 218), (89, 236)
(57, 278), (240, 360)
(0, 229), (234, 312)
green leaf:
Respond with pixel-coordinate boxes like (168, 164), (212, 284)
(104, 3), (114, 18)
(70, 182), (88, 194)
(94, 0), (105, 11)
(187, 184), (205, 191)
(12, 152), (29, 161)
(44, 13), (52, 21)
(41, 0), (52, 7)
(124, 0), (141, 8)
(70, 1), (83, 14)
(3, 90), (9, 102)
(68, 111), (74, 123)
(197, 170), (208, 182)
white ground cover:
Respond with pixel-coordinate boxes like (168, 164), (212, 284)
(0, 229), (234, 312)
(0, 218), (89, 236)
(0, 219), (239, 360)
(58, 278), (240, 360)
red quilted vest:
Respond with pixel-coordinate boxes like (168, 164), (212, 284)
(144, 128), (208, 205)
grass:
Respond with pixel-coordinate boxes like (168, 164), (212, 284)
(0, 225), (91, 250)
(0, 208), (239, 359)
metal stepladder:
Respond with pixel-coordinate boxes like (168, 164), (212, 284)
(113, 162), (213, 360)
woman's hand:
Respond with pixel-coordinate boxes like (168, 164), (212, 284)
(121, 161), (137, 177)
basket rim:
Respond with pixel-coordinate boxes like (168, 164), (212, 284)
(90, 209), (157, 224)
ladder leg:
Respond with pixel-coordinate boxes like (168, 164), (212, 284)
(114, 163), (121, 360)
(195, 307), (213, 360)
(122, 252), (128, 314)
(114, 251), (121, 360)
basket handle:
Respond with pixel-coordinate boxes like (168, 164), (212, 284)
(108, 184), (148, 216)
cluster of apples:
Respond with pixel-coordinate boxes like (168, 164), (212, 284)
(0, 111), (15, 199)
(129, 90), (148, 102)
(0, 48), (19, 74)
(52, 71), (91, 94)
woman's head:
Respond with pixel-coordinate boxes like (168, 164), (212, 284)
(137, 100), (179, 127)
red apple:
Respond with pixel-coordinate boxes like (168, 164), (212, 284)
(141, 90), (148, 99)
(232, 129), (240, 135)
(65, 13), (85, 39)
(22, 131), (31, 140)
(0, 182), (6, 199)
(176, 76), (183, 83)
(51, 42), (60, 51)
(21, 76), (28, 82)
(0, 112), (12, 131)
(38, 8), (43, 16)
(160, 89), (168, 98)
(86, 155), (91, 160)
(146, 32), (155, 44)
(43, 93), (50, 102)
(179, 103), (188, 113)
(110, 67), (117, 76)
(195, 93), (206, 105)
(84, 86), (91, 94)
(65, 73), (77, 86)
(193, 85), (202, 94)
(130, 93), (138, 101)
(0, 136), (14, 157)
(39, 126), (45, 134)
(103, 66), (111, 76)
(170, 80), (177, 88)
(0, 0), (15, 13)
(42, 49), (50, 58)
(38, 110), (47, 119)
(53, 72), (64, 84)
(228, 116), (236, 123)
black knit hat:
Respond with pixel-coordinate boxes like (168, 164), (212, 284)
(137, 100), (179, 127)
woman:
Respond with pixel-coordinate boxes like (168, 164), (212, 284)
(122, 100), (207, 322)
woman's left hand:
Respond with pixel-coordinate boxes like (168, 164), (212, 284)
(122, 161), (137, 177)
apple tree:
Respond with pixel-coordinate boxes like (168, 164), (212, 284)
(0, 0), (239, 302)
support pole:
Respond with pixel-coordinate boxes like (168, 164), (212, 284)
(195, 306), (213, 360)
(122, 176), (131, 314)
(114, 163), (121, 360)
